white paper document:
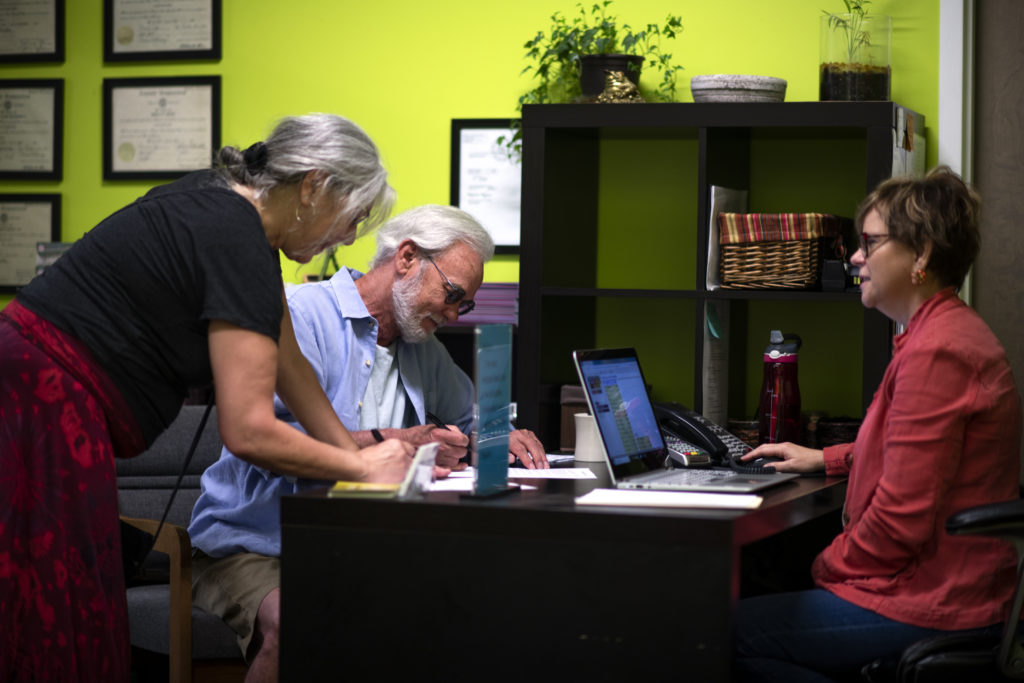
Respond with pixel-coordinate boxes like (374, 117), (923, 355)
(507, 467), (596, 479)
(576, 488), (762, 510)
(440, 467), (595, 481)
(429, 477), (476, 492)
(428, 471), (540, 493)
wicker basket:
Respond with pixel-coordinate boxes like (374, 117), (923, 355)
(718, 213), (851, 290)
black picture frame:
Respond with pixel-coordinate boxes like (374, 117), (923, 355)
(103, 76), (221, 181)
(0, 79), (64, 181)
(450, 118), (521, 254)
(103, 0), (221, 62)
(0, 193), (61, 292)
(0, 0), (65, 63)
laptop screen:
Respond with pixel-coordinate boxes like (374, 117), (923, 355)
(573, 348), (668, 479)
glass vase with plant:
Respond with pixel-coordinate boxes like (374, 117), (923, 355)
(820, 0), (891, 101)
(500, 1), (683, 159)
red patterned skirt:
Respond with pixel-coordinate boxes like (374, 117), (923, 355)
(1, 299), (145, 682)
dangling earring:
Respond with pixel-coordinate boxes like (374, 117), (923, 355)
(912, 268), (926, 285)
(294, 206), (302, 223)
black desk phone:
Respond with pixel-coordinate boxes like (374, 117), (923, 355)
(653, 402), (775, 474)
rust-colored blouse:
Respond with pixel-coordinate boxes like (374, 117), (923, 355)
(815, 287), (1022, 630)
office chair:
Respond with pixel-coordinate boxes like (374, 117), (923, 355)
(862, 498), (1024, 682)
(117, 405), (247, 683)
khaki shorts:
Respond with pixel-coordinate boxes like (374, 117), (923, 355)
(192, 551), (280, 660)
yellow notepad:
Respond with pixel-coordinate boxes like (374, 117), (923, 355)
(328, 481), (401, 498)
(328, 442), (440, 499)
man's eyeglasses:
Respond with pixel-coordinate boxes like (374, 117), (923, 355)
(859, 231), (891, 257)
(424, 255), (475, 316)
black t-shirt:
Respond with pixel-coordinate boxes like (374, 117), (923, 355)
(18, 170), (283, 445)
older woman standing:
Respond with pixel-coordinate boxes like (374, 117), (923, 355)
(0, 114), (413, 681)
(734, 167), (1022, 682)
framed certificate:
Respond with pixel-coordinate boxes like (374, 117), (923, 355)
(104, 0), (221, 62)
(0, 0), (64, 63)
(0, 193), (61, 292)
(103, 76), (221, 180)
(0, 79), (64, 180)
(450, 119), (522, 254)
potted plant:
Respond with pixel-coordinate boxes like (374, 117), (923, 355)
(819, 0), (891, 101)
(501, 1), (684, 158)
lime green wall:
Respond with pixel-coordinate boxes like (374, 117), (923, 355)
(1, 1), (941, 412)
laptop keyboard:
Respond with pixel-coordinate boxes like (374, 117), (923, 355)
(642, 468), (729, 485)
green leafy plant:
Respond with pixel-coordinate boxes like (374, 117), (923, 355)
(500, 1), (684, 158)
(823, 0), (873, 64)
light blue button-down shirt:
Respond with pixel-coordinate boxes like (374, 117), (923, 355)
(188, 268), (475, 557)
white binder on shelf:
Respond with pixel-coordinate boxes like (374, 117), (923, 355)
(705, 186), (748, 292)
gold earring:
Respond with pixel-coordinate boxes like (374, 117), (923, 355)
(294, 206), (302, 223)
(912, 268), (926, 285)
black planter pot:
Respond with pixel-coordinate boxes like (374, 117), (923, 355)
(579, 54), (644, 96)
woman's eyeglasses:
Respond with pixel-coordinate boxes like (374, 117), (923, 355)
(424, 255), (475, 316)
(859, 231), (891, 257)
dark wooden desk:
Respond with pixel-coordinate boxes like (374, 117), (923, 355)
(279, 466), (846, 682)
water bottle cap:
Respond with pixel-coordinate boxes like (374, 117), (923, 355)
(765, 329), (802, 355)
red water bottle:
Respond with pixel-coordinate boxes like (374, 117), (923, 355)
(758, 330), (802, 444)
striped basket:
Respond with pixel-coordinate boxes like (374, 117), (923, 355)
(718, 212), (851, 290)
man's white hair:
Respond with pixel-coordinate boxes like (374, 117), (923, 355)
(370, 205), (494, 268)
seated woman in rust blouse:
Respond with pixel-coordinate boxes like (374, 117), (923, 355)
(733, 166), (1022, 682)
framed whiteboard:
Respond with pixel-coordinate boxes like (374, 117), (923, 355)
(450, 119), (520, 254)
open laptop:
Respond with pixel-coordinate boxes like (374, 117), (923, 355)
(572, 348), (799, 493)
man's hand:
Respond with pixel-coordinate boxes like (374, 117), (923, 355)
(397, 424), (469, 470)
(359, 438), (415, 482)
(508, 429), (548, 469)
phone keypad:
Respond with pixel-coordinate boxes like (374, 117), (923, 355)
(664, 434), (704, 457)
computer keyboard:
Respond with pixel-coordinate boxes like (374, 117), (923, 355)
(657, 468), (730, 484)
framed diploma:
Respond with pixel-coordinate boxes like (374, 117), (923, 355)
(450, 119), (521, 254)
(0, 0), (64, 63)
(103, 76), (221, 180)
(0, 79), (64, 180)
(0, 193), (61, 292)
(104, 0), (221, 62)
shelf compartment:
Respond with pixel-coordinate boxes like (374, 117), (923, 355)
(517, 101), (919, 444)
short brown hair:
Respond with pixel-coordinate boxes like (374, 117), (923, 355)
(856, 166), (981, 289)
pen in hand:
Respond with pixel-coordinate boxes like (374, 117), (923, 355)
(424, 411), (452, 431)
(424, 411), (469, 448)
(425, 411), (471, 463)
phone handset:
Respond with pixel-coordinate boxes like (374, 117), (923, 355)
(653, 401), (776, 474)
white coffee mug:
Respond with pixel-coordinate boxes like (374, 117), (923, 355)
(573, 412), (607, 463)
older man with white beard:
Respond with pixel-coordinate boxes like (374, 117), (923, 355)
(187, 205), (548, 683)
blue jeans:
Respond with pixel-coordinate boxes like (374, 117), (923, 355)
(733, 589), (1001, 682)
